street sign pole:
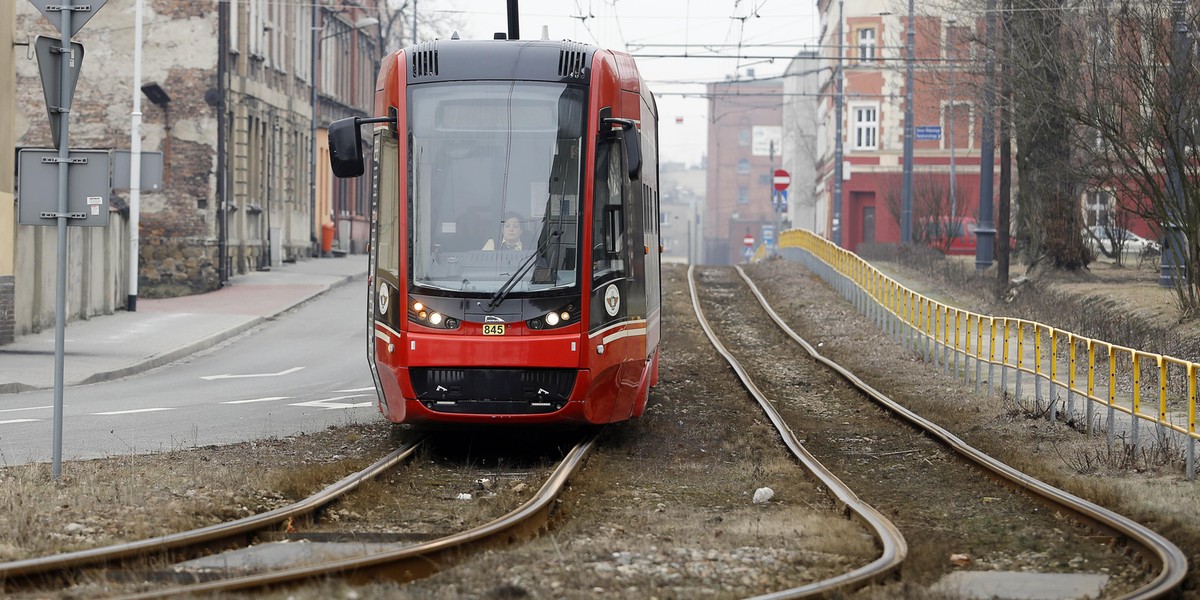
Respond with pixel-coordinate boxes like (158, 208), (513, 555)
(52, 0), (76, 481)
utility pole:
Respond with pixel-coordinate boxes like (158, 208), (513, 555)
(1162, 0), (1189, 287)
(946, 17), (957, 226)
(832, 0), (844, 246)
(128, 0), (142, 311)
(975, 0), (997, 272)
(900, 0), (915, 243)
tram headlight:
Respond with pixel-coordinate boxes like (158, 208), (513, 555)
(527, 303), (577, 330)
(407, 297), (460, 330)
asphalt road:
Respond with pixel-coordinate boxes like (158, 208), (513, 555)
(0, 282), (381, 466)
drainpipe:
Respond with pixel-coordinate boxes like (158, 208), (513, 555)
(217, 0), (228, 285)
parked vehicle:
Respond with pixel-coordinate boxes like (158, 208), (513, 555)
(1084, 226), (1160, 257)
(917, 217), (976, 255)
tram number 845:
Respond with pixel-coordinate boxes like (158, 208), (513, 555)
(483, 324), (506, 336)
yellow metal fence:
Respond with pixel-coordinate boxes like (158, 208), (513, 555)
(770, 229), (1200, 480)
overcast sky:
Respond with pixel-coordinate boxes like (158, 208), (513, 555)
(419, 0), (821, 167)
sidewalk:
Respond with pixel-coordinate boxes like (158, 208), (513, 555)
(0, 254), (369, 394)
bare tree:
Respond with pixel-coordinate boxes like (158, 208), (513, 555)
(882, 170), (966, 254)
(375, 0), (465, 54)
(1050, 0), (1200, 315)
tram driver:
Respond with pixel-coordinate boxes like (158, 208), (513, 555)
(482, 212), (528, 251)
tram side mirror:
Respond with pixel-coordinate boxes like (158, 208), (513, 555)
(329, 117), (365, 178)
(602, 117), (642, 180)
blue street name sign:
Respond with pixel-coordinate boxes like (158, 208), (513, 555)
(915, 126), (942, 141)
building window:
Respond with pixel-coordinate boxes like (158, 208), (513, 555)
(738, 129), (750, 146)
(852, 105), (878, 150)
(1085, 189), (1113, 226)
(737, 158), (750, 174)
(857, 28), (876, 62)
(737, 186), (749, 204)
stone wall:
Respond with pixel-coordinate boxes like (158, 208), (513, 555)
(139, 236), (220, 298)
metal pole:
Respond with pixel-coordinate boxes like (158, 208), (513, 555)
(975, 0), (997, 271)
(309, 2), (319, 257)
(1162, 0), (1189, 287)
(832, 0), (843, 246)
(412, 0), (417, 44)
(52, 0), (76, 481)
(947, 19), (956, 223)
(129, 0), (143, 312)
(217, 0), (228, 285)
(900, 0), (915, 243)
(507, 0), (520, 40)
(771, 141), (779, 256)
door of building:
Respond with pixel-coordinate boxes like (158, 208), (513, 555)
(862, 206), (876, 245)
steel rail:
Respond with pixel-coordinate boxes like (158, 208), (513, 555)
(111, 431), (599, 599)
(0, 439), (425, 589)
(734, 264), (1188, 599)
(687, 265), (907, 599)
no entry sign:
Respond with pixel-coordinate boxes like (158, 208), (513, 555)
(773, 169), (791, 192)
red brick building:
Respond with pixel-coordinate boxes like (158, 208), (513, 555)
(704, 78), (784, 265)
(816, 1), (992, 252)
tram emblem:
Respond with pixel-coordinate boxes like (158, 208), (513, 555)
(604, 284), (621, 317)
(484, 315), (505, 323)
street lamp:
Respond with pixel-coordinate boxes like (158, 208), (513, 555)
(309, 14), (379, 257)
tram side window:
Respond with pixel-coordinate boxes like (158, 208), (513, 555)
(592, 141), (626, 280)
(374, 129), (400, 279)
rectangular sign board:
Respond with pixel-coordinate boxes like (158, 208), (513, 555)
(17, 148), (112, 227)
(915, 126), (942, 141)
(112, 150), (164, 191)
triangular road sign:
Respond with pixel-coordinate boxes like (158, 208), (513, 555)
(29, 0), (108, 37)
(34, 36), (84, 148)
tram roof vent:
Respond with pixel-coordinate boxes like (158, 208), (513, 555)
(412, 42), (439, 78)
(558, 41), (588, 80)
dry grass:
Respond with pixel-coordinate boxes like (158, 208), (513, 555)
(0, 424), (395, 561)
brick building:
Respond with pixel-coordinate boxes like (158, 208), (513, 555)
(704, 78), (784, 265)
(12, 0), (378, 301)
(815, 0), (993, 252)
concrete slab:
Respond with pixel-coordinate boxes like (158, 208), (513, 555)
(174, 539), (407, 574)
(930, 571), (1109, 600)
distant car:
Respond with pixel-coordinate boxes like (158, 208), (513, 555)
(918, 217), (1014, 256)
(1084, 226), (1160, 256)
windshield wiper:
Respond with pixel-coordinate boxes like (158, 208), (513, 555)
(487, 230), (561, 310)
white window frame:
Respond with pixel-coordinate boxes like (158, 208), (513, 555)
(857, 28), (876, 63)
(851, 103), (879, 151)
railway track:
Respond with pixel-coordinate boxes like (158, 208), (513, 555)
(689, 264), (1187, 599)
(1, 432), (598, 598)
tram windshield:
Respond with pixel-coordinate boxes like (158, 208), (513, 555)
(409, 81), (585, 295)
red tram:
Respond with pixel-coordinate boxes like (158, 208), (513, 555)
(328, 36), (661, 425)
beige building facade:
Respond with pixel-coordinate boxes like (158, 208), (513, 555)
(6, 0), (377, 341)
